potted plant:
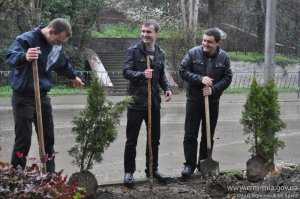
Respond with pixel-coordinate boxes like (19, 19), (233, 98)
(241, 78), (286, 182)
(68, 75), (130, 197)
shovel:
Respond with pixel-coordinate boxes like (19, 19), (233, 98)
(199, 95), (219, 176)
(32, 59), (47, 173)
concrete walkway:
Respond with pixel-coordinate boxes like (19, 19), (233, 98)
(0, 92), (300, 185)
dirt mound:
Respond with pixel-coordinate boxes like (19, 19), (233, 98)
(96, 165), (300, 199)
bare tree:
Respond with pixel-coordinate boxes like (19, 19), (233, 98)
(208, 0), (216, 27)
(294, 1), (300, 55)
(255, 0), (265, 52)
(264, 0), (277, 84)
(180, 0), (199, 46)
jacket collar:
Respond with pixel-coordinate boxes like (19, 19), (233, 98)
(200, 45), (220, 58)
(34, 25), (48, 45)
(136, 40), (161, 56)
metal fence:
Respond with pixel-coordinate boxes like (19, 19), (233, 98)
(1, 70), (300, 95)
(229, 72), (299, 89)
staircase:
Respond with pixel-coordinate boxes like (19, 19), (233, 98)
(97, 51), (129, 95)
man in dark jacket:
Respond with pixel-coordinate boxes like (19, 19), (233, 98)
(6, 18), (84, 173)
(123, 20), (172, 186)
(179, 28), (232, 178)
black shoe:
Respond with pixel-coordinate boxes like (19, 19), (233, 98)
(124, 173), (134, 188)
(146, 171), (168, 185)
(181, 165), (194, 178)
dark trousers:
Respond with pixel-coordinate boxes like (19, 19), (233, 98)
(183, 98), (219, 170)
(124, 108), (161, 174)
(11, 92), (55, 172)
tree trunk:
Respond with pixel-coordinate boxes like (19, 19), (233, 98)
(255, 0), (265, 53)
(29, 0), (41, 26)
(193, 0), (199, 37)
(264, 0), (277, 84)
(294, 1), (300, 56)
(208, 0), (216, 27)
(181, 0), (187, 31)
(180, 0), (199, 46)
(188, 0), (193, 29)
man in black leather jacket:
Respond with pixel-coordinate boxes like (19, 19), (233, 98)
(123, 20), (172, 186)
(179, 28), (232, 178)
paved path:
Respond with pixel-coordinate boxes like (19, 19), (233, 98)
(0, 92), (300, 185)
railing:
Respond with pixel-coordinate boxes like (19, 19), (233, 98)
(1, 71), (300, 97)
(0, 71), (124, 86)
(229, 72), (299, 89)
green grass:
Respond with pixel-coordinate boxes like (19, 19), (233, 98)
(0, 85), (11, 97)
(91, 23), (203, 39)
(49, 85), (86, 96)
(0, 85), (86, 97)
(228, 51), (300, 65)
(92, 24), (140, 38)
(0, 85), (298, 97)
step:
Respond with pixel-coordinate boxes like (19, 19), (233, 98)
(106, 67), (123, 71)
(101, 59), (125, 63)
(109, 90), (128, 96)
(99, 55), (124, 58)
(110, 76), (126, 80)
(111, 81), (127, 84)
(112, 86), (129, 90)
(111, 77), (127, 81)
(107, 72), (123, 76)
(102, 62), (124, 66)
(111, 82), (128, 86)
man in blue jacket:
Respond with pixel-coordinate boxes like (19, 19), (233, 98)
(179, 28), (232, 178)
(6, 18), (84, 172)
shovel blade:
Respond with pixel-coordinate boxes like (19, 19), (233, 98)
(199, 158), (220, 176)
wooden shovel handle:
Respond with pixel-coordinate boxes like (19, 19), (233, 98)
(32, 60), (47, 173)
(146, 56), (153, 182)
(204, 95), (212, 153)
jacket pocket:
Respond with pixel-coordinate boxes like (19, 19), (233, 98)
(192, 59), (205, 74)
(136, 58), (147, 71)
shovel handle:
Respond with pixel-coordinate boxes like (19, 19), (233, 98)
(204, 95), (212, 153)
(146, 56), (153, 183)
(32, 60), (47, 173)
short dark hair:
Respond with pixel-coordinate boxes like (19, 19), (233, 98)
(204, 28), (221, 43)
(142, 19), (160, 33)
(47, 18), (72, 37)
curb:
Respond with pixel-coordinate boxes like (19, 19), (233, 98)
(98, 173), (203, 188)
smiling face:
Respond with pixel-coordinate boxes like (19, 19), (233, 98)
(140, 24), (158, 45)
(202, 34), (219, 55)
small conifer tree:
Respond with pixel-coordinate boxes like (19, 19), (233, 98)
(241, 78), (286, 167)
(69, 75), (130, 171)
